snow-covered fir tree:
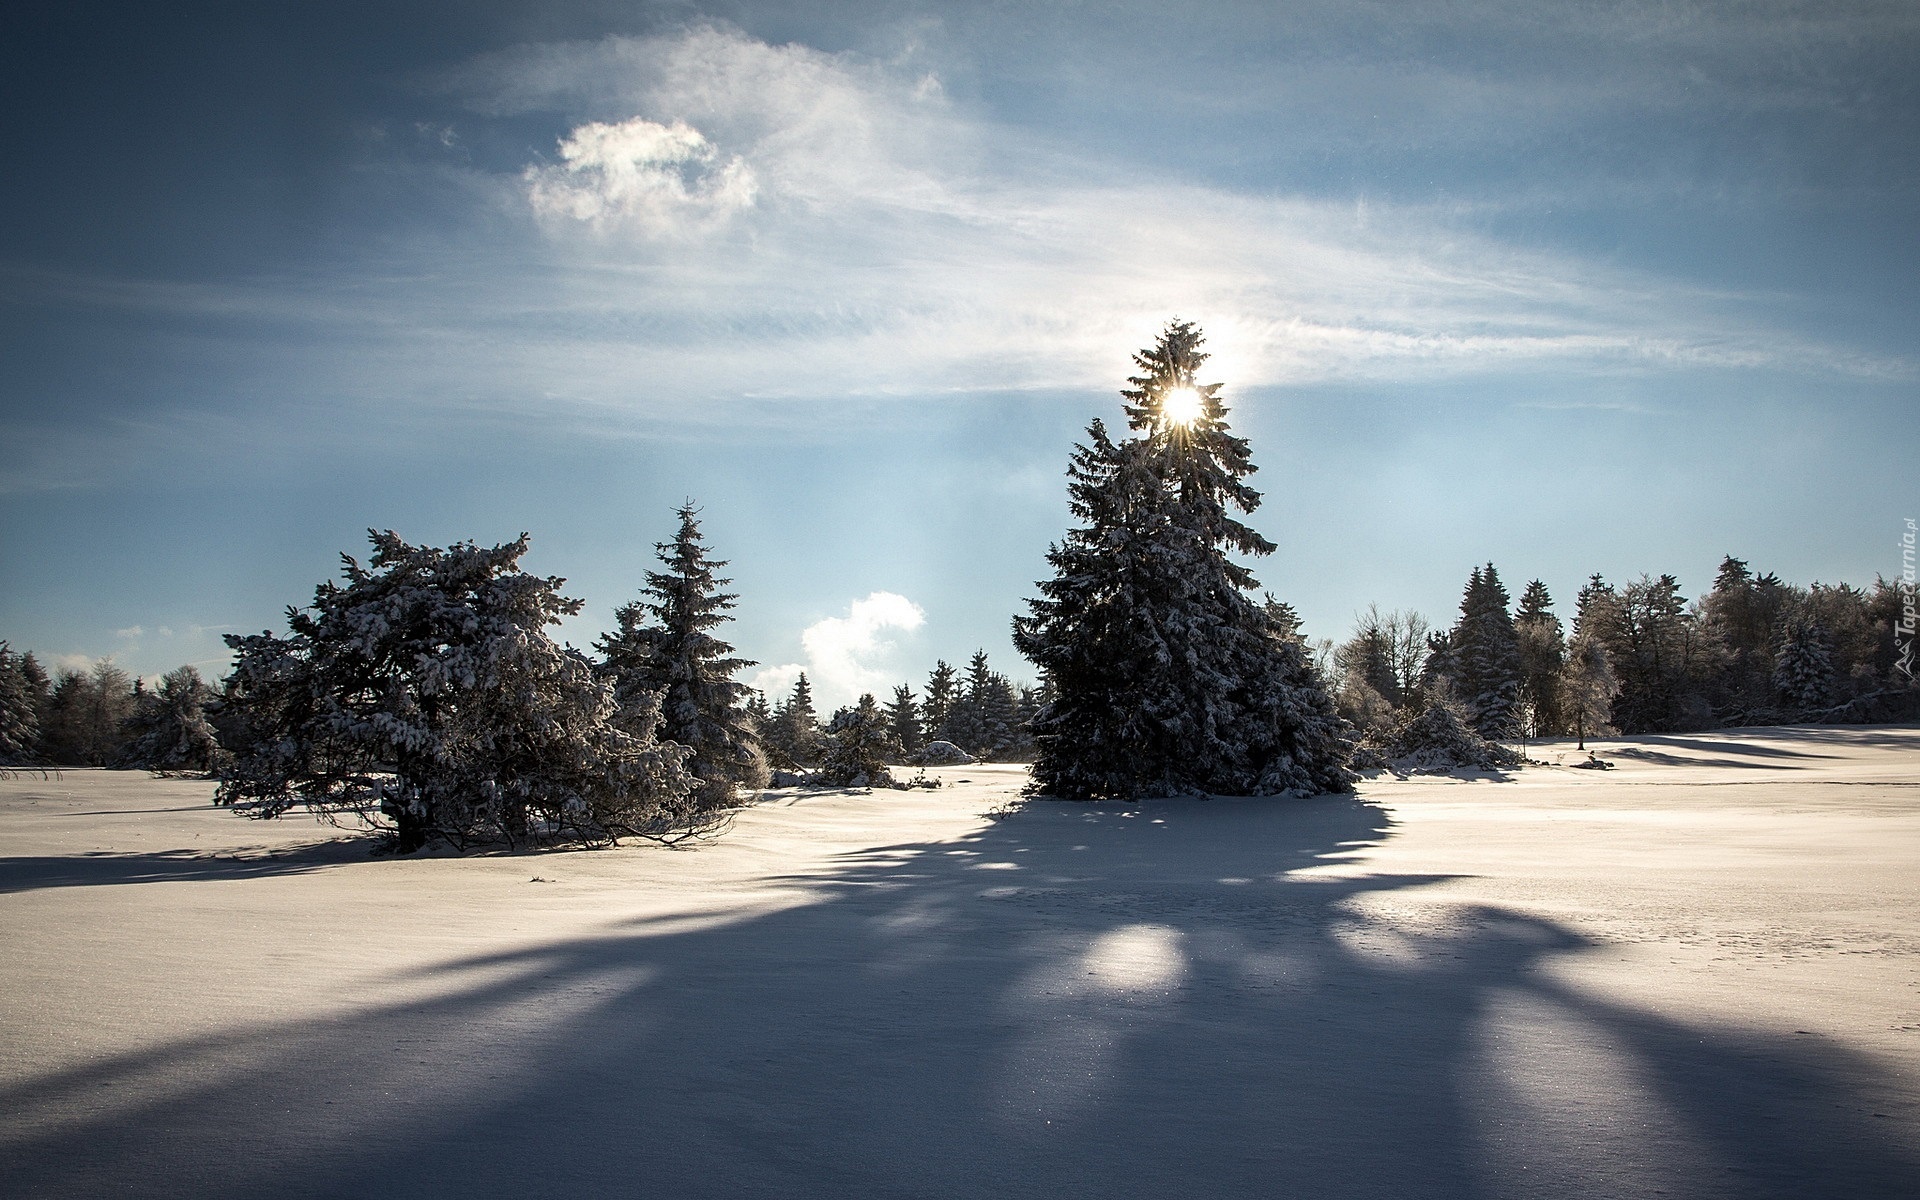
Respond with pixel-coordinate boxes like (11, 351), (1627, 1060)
(1449, 564), (1523, 739)
(121, 665), (221, 773)
(922, 660), (959, 747)
(1699, 556), (1792, 718)
(939, 653), (988, 752)
(953, 649), (1022, 758)
(767, 673), (823, 766)
(817, 693), (894, 786)
(0, 642), (42, 765)
(597, 504), (765, 809)
(217, 531), (696, 852)
(884, 684), (923, 759)
(1014, 321), (1354, 799)
(1513, 580), (1566, 736)
(743, 689), (773, 741)
(1264, 597), (1304, 642)
(1419, 629), (1455, 697)
(1773, 619), (1836, 713)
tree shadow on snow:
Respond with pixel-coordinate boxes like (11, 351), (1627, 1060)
(0, 840), (375, 894)
(2, 795), (1915, 1200)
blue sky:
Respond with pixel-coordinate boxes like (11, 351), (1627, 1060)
(3, 1), (1915, 706)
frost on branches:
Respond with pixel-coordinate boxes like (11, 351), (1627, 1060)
(216, 531), (697, 853)
(1014, 321), (1356, 800)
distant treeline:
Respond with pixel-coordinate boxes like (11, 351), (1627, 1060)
(4, 555), (1910, 783)
(1326, 557), (1915, 749)
(751, 650), (1047, 769)
(0, 649), (220, 773)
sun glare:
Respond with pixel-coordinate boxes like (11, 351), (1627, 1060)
(1161, 386), (1204, 426)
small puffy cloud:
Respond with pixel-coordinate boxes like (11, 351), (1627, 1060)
(114, 625), (143, 639)
(751, 591), (926, 709)
(525, 116), (755, 236)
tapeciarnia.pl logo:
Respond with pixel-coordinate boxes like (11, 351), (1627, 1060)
(1898, 518), (1916, 682)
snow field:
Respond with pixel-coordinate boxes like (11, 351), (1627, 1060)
(1, 730), (1916, 1198)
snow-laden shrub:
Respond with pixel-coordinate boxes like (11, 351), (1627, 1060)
(816, 694), (894, 787)
(914, 740), (973, 765)
(217, 531), (699, 852)
(1385, 696), (1521, 773)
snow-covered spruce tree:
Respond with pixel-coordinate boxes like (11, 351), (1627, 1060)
(1773, 618), (1836, 714)
(817, 693), (895, 786)
(884, 684), (923, 759)
(922, 660), (959, 745)
(1449, 564), (1523, 739)
(1014, 320), (1355, 800)
(0, 642), (43, 765)
(217, 531), (696, 853)
(743, 689), (773, 742)
(597, 504), (766, 809)
(957, 649), (1021, 759)
(1514, 580), (1566, 736)
(121, 665), (221, 773)
(767, 673), (823, 766)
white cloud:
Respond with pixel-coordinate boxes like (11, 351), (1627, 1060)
(750, 591), (926, 709)
(525, 116), (755, 237)
(114, 625), (142, 639)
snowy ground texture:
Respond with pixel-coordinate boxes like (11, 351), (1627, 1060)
(3, 726), (1918, 1199)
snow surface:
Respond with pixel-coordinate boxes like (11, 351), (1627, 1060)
(3, 726), (1918, 1198)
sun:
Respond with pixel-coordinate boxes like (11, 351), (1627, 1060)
(1160, 386), (1204, 426)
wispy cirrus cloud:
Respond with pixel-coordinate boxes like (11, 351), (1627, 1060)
(434, 24), (1913, 406)
(7, 18), (1907, 479)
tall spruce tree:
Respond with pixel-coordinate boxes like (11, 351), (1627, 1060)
(884, 684), (923, 759)
(1014, 321), (1353, 799)
(961, 650), (1020, 759)
(922, 661), (959, 746)
(1449, 564), (1523, 739)
(772, 673), (823, 765)
(1773, 619), (1836, 713)
(598, 505), (764, 808)
(1513, 580), (1566, 735)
